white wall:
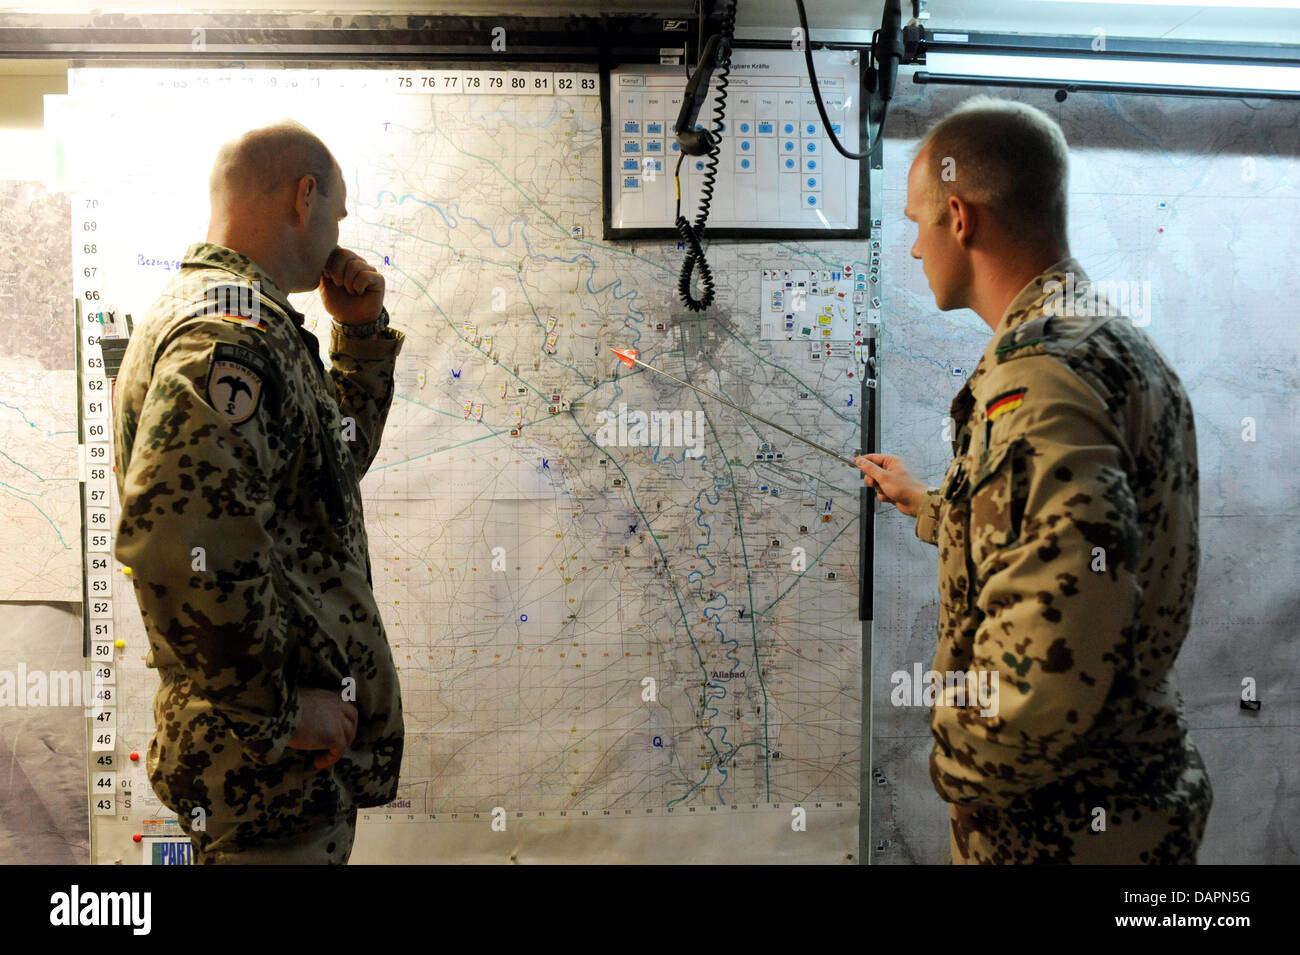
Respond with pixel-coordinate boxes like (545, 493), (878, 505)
(0, 62), (66, 181)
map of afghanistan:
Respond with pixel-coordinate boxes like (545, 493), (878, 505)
(66, 68), (864, 827)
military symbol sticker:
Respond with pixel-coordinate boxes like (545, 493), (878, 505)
(205, 343), (269, 425)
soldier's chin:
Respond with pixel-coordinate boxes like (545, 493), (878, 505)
(308, 253), (334, 291)
(307, 264), (334, 293)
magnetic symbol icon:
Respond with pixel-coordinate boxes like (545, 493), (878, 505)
(847, 393), (854, 407)
(520, 614), (528, 622)
(629, 524), (637, 534)
(384, 255), (390, 265)
(451, 368), (461, 378)
(218, 375), (252, 413)
(652, 736), (663, 748)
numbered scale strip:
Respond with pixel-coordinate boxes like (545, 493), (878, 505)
(74, 190), (129, 822)
(69, 68), (602, 97)
(389, 70), (599, 95)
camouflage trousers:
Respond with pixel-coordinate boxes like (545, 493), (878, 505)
(948, 791), (1211, 865)
(181, 808), (358, 865)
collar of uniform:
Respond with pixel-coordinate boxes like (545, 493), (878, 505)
(974, 255), (1088, 374)
(179, 241), (306, 327)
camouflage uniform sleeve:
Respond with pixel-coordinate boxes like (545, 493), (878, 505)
(930, 356), (1141, 807)
(326, 308), (405, 478)
(113, 319), (303, 766)
(914, 487), (943, 545)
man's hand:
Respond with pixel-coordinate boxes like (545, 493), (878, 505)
(855, 452), (927, 517)
(319, 247), (385, 325)
(286, 687), (359, 770)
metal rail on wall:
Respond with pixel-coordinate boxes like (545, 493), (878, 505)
(0, 12), (700, 61)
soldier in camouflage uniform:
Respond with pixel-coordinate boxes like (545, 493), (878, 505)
(859, 97), (1211, 863)
(112, 121), (404, 863)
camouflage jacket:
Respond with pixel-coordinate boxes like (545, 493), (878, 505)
(112, 242), (405, 839)
(913, 257), (1212, 863)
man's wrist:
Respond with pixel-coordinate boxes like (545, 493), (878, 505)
(913, 486), (943, 544)
(333, 306), (389, 339)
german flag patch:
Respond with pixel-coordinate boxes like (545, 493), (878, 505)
(986, 387), (1027, 423)
(220, 312), (269, 333)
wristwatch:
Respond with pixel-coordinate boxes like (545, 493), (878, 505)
(334, 306), (391, 340)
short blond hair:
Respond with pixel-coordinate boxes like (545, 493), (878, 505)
(916, 95), (1069, 247)
(209, 119), (337, 204)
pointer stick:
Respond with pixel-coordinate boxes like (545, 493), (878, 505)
(610, 348), (859, 468)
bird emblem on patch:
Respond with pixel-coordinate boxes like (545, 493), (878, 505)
(205, 342), (268, 424)
(986, 387), (1027, 423)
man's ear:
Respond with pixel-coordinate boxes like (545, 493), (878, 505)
(949, 194), (976, 248)
(292, 174), (316, 228)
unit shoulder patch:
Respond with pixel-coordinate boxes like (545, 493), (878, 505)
(205, 342), (273, 425)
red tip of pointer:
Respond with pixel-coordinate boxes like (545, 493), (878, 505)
(611, 347), (639, 369)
